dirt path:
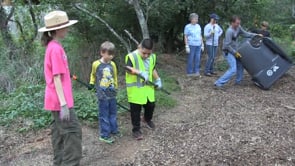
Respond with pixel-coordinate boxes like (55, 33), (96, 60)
(1, 55), (295, 165)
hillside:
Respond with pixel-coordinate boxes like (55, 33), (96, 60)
(1, 55), (295, 166)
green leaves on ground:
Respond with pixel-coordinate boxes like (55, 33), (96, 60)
(0, 72), (180, 132)
(0, 84), (51, 131)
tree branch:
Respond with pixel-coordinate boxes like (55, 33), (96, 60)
(5, 5), (14, 26)
(8, 19), (24, 36)
(124, 29), (139, 45)
(26, 0), (38, 43)
(74, 3), (131, 53)
(283, 104), (295, 110)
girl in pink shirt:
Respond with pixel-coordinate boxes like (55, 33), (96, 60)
(38, 11), (82, 165)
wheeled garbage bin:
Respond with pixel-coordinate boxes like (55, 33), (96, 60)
(237, 35), (293, 90)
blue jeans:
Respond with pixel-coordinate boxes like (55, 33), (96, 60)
(215, 53), (244, 86)
(98, 98), (118, 138)
(187, 45), (201, 74)
(205, 45), (217, 74)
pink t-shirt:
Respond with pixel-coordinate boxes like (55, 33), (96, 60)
(44, 40), (74, 111)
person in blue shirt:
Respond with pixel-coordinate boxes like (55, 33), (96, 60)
(204, 13), (223, 76)
(184, 13), (204, 77)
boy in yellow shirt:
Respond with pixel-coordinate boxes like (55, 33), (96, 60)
(89, 41), (119, 144)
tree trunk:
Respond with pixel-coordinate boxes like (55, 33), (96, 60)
(127, 0), (150, 39)
(0, 5), (17, 59)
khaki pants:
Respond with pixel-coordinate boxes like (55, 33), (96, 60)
(51, 109), (82, 166)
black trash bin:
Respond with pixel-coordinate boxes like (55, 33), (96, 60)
(238, 35), (293, 90)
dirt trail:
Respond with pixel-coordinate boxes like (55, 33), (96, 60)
(1, 55), (295, 165)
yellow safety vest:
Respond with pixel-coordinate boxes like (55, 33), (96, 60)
(125, 51), (156, 104)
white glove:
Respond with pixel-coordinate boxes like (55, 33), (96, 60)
(139, 71), (149, 82)
(201, 45), (204, 52)
(154, 78), (162, 89)
(60, 104), (70, 121)
(185, 45), (190, 54)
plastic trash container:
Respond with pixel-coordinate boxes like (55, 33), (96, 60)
(237, 35), (293, 90)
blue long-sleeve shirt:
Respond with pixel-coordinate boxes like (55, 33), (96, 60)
(204, 23), (223, 46)
(222, 25), (256, 55)
(184, 23), (202, 46)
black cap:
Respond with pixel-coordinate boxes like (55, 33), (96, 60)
(209, 13), (220, 20)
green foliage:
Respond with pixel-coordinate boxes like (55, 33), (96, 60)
(73, 89), (98, 122)
(155, 70), (179, 108)
(1, 0), (293, 132)
(216, 60), (229, 72)
(0, 84), (51, 131)
(273, 37), (295, 61)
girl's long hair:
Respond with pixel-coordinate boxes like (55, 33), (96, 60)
(41, 30), (56, 46)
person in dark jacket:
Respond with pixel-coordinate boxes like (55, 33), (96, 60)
(252, 21), (270, 37)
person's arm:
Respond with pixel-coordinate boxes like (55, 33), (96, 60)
(218, 25), (223, 37)
(126, 57), (133, 68)
(153, 69), (162, 89)
(204, 25), (212, 38)
(239, 26), (256, 38)
(184, 25), (189, 45)
(184, 35), (189, 46)
(223, 29), (237, 55)
(53, 74), (67, 106)
(54, 74), (70, 121)
(113, 63), (118, 89)
(89, 61), (97, 85)
(153, 69), (160, 80)
(266, 31), (271, 38)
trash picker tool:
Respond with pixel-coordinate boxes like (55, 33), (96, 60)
(124, 66), (171, 95)
(71, 74), (130, 112)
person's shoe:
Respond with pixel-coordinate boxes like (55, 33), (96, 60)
(210, 72), (217, 75)
(132, 131), (143, 140)
(214, 84), (225, 90)
(204, 73), (212, 77)
(146, 120), (156, 130)
(194, 72), (200, 77)
(111, 131), (123, 138)
(186, 74), (194, 77)
(99, 136), (114, 144)
(235, 81), (248, 86)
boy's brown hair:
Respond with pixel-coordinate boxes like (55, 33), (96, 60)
(100, 41), (115, 55)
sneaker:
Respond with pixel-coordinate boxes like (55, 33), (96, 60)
(214, 84), (225, 90)
(111, 131), (123, 138)
(235, 81), (248, 86)
(132, 131), (143, 140)
(194, 72), (200, 77)
(204, 73), (212, 77)
(145, 121), (155, 130)
(99, 137), (114, 144)
(210, 72), (217, 75)
(186, 74), (194, 77)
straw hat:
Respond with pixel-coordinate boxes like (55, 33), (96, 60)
(38, 10), (78, 32)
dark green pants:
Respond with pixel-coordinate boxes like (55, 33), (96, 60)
(51, 109), (82, 166)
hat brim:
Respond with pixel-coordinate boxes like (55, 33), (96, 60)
(38, 20), (78, 32)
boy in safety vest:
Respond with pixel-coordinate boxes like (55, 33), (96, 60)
(89, 41), (119, 144)
(125, 38), (162, 140)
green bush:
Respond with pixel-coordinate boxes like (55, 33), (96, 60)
(216, 60), (229, 71)
(155, 70), (179, 108)
(0, 68), (180, 132)
(0, 84), (51, 131)
(73, 89), (98, 122)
